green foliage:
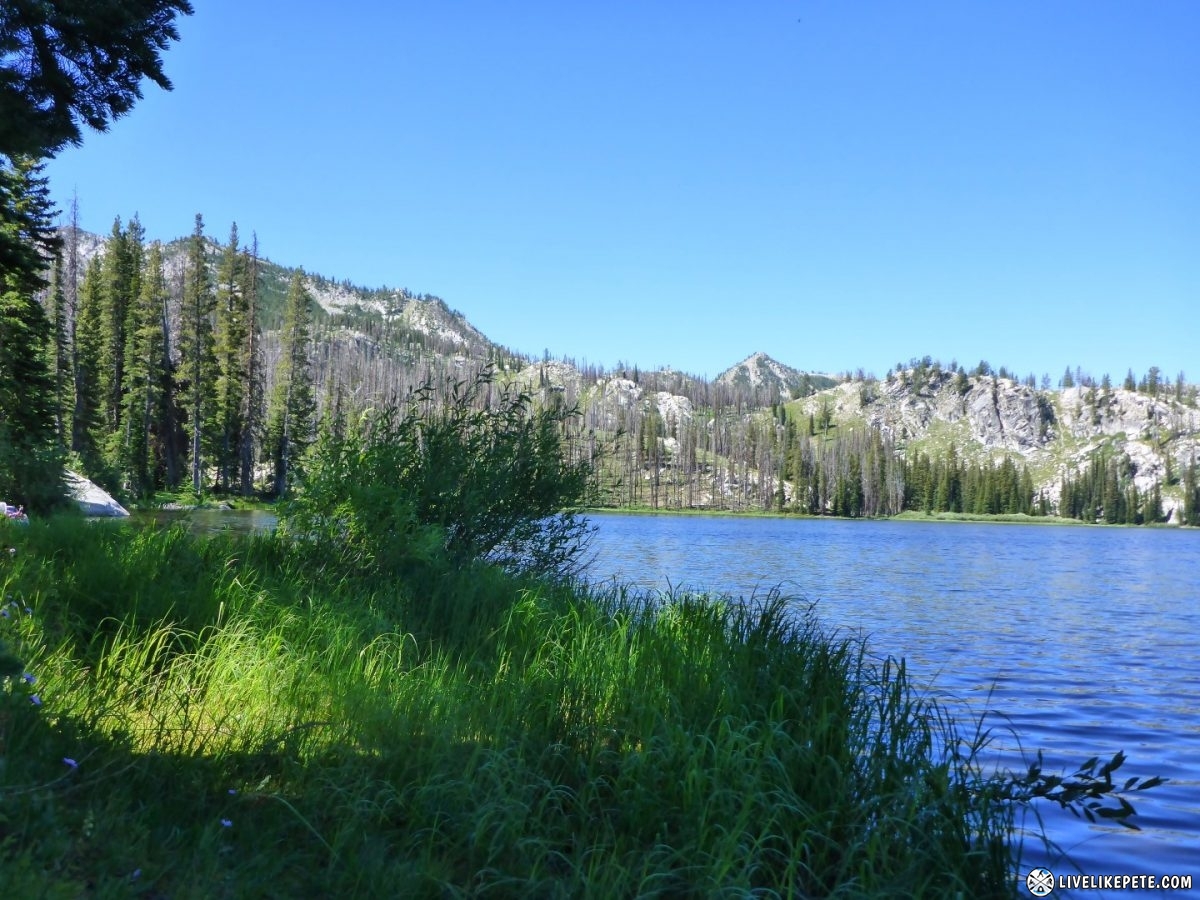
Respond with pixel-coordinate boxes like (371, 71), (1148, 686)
(1184, 458), (1200, 527)
(0, 0), (193, 158)
(1059, 450), (1157, 524)
(118, 241), (169, 497)
(982, 749), (1165, 832)
(264, 271), (314, 497)
(0, 158), (65, 509)
(281, 368), (595, 582)
(0, 155), (61, 304)
(178, 214), (217, 493)
(212, 223), (250, 492)
(904, 447), (1039, 517)
(99, 215), (144, 443)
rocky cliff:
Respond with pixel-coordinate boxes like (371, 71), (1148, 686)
(792, 367), (1198, 520)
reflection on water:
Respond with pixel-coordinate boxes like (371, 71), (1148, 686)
(130, 508), (278, 535)
(584, 513), (1200, 895)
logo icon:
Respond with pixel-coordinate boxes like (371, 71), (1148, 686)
(1026, 867), (1055, 896)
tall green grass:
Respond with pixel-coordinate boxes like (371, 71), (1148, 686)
(3, 517), (1020, 897)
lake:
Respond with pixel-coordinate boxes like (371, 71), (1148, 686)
(584, 513), (1200, 896)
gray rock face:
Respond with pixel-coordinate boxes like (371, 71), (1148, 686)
(867, 371), (1052, 453)
(856, 371), (1199, 521)
(66, 471), (129, 517)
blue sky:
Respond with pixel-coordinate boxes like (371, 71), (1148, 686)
(45, 1), (1198, 383)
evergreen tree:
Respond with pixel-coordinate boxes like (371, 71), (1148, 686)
(99, 215), (143, 444)
(1143, 483), (1163, 524)
(212, 222), (248, 491)
(1183, 454), (1198, 527)
(119, 242), (168, 497)
(265, 271), (314, 497)
(72, 256), (106, 468)
(178, 213), (216, 493)
(46, 251), (72, 446)
(238, 234), (264, 495)
(0, 156), (63, 507)
(0, 1), (193, 158)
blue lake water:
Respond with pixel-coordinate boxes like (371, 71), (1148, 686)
(584, 513), (1200, 897)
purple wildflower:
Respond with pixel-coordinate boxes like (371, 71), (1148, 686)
(220, 818), (233, 828)
(63, 757), (78, 768)
(30, 694), (41, 706)
(22, 672), (35, 684)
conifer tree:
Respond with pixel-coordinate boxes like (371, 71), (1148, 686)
(100, 215), (143, 445)
(0, 156), (63, 507)
(238, 234), (264, 495)
(119, 242), (168, 497)
(265, 271), (314, 497)
(46, 251), (72, 446)
(179, 213), (216, 493)
(72, 256), (106, 468)
(212, 222), (248, 491)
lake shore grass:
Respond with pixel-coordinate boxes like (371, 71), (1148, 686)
(0, 515), (1022, 897)
(888, 510), (1082, 525)
(131, 486), (278, 512)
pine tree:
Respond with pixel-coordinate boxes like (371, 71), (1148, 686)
(99, 215), (143, 445)
(72, 256), (105, 468)
(265, 271), (314, 497)
(1183, 454), (1198, 527)
(119, 242), (168, 497)
(46, 251), (71, 446)
(212, 223), (248, 492)
(0, 156), (63, 507)
(238, 234), (264, 496)
(178, 213), (216, 494)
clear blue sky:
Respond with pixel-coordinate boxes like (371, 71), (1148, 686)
(45, 1), (1198, 383)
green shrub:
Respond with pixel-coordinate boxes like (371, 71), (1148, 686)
(280, 369), (595, 582)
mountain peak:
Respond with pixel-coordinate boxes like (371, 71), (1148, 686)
(717, 353), (836, 398)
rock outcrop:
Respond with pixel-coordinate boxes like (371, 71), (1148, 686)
(66, 471), (129, 517)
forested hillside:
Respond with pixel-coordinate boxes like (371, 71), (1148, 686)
(29, 220), (1200, 526)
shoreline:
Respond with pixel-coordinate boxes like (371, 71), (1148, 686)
(582, 506), (1188, 528)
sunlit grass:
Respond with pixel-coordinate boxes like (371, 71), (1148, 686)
(0, 516), (1019, 897)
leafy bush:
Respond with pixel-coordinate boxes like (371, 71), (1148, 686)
(280, 368), (596, 581)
